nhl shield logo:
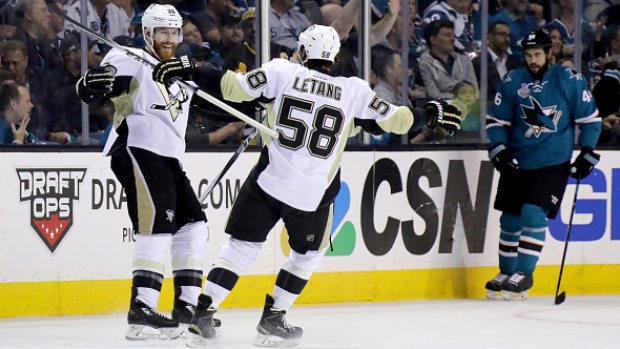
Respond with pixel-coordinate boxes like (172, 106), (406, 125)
(16, 168), (87, 253)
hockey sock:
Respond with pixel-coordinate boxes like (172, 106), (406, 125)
(498, 212), (521, 275)
(517, 204), (548, 274)
(132, 233), (172, 308)
(272, 247), (327, 311)
(171, 222), (209, 305)
(204, 238), (263, 308)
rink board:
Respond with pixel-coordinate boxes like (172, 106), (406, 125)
(1, 149), (619, 317)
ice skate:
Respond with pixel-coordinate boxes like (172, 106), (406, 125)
(186, 294), (218, 347)
(485, 272), (511, 300)
(502, 272), (534, 301)
(173, 298), (222, 329)
(125, 299), (181, 341)
(253, 294), (303, 347)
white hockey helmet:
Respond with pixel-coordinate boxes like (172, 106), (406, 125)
(296, 25), (341, 64)
(142, 4), (183, 58)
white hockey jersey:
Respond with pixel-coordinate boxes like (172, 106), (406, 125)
(220, 58), (413, 211)
(102, 48), (194, 165)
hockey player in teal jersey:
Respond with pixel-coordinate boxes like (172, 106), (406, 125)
(485, 28), (602, 301)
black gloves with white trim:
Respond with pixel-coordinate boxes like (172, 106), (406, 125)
(423, 100), (462, 135)
(570, 146), (600, 179)
(78, 65), (117, 103)
(152, 55), (196, 86)
(488, 143), (519, 174)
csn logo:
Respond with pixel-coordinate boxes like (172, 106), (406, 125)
(17, 168), (86, 252)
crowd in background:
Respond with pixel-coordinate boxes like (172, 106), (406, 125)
(0, 0), (619, 146)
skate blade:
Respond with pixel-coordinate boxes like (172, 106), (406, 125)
(125, 324), (183, 341)
(486, 289), (504, 300)
(253, 333), (301, 347)
(502, 290), (528, 301)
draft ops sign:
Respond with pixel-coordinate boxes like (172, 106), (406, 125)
(16, 168), (87, 252)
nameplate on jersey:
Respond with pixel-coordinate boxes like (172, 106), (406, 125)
(292, 76), (342, 101)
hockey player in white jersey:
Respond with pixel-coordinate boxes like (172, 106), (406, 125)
(76, 4), (225, 341)
(152, 25), (462, 347)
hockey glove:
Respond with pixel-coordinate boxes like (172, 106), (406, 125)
(83, 65), (116, 94)
(488, 143), (519, 174)
(570, 146), (600, 179)
(423, 100), (462, 135)
(152, 55), (196, 86)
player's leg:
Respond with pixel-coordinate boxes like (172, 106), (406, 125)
(113, 147), (181, 340)
(188, 173), (279, 343)
(170, 171), (209, 329)
(253, 202), (333, 347)
(503, 163), (569, 301)
(486, 171), (523, 299)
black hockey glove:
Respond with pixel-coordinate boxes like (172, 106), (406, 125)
(488, 143), (519, 174)
(423, 100), (462, 135)
(83, 65), (116, 94)
(570, 146), (600, 179)
(152, 55), (196, 86)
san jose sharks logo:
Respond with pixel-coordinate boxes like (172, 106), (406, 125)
(520, 96), (562, 138)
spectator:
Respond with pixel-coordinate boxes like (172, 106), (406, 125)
(217, 12), (244, 61)
(0, 5), (18, 41)
(192, 0), (233, 46)
(548, 0), (596, 62)
(45, 0), (65, 72)
(69, 30), (104, 68)
(450, 81), (478, 134)
(372, 50), (421, 144)
(547, 25), (565, 64)
(0, 40), (52, 142)
(11, 0), (53, 70)
(607, 26), (620, 63)
(182, 17), (205, 45)
(0, 69), (15, 85)
(186, 114), (246, 147)
(107, 0), (136, 40)
(224, 7), (294, 73)
(419, 20), (478, 100)
(0, 82), (39, 145)
(64, 0), (113, 43)
(593, 61), (620, 145)
(490, 0), (540, 58)
(320, 3), (342, 26)
(473, 21), (522, 105)
(46, 34), (95, 143)
(422, 0), (479, 53)
(270, 0), (311, 50)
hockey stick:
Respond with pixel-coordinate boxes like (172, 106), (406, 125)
(554, 178), (580, 305)
(46, 0), (277, 139)
(199, 127), (259, 204)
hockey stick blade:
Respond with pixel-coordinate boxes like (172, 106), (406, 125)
(44, 0), (277, 139)
(554, 291), (566, 305)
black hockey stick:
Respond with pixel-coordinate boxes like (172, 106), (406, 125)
(199, 127), (259, 204)
(554, 178), (580, 305)
(44, 0), (277, 138)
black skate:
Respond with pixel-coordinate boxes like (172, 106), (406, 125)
(186, 294), (218, 347)
(485, 272), (511, 300)
(254, 294), (303, 347)
(125, 299), (181, 341)
(173, 298), (222, 328)
(502, 272), (534, 301)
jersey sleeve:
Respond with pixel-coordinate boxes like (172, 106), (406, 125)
(352, 79), (413, 134)
(220, 58), (290, 103)
(567, 68), (601, 148)
(485, 73), (515, 146)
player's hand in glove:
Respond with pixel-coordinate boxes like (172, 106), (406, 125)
(152, 55), (196, 86)
(423, 100), (462, 135)
(489, 143), (519, 174)
(570, 146), (600, 179)
(83, 65), (116, 93)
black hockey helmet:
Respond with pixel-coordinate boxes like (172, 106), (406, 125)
(521, 28), (552, 50)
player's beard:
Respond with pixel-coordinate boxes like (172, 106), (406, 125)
(154, 41), (179, 60)
(526, 58), (550, 81)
